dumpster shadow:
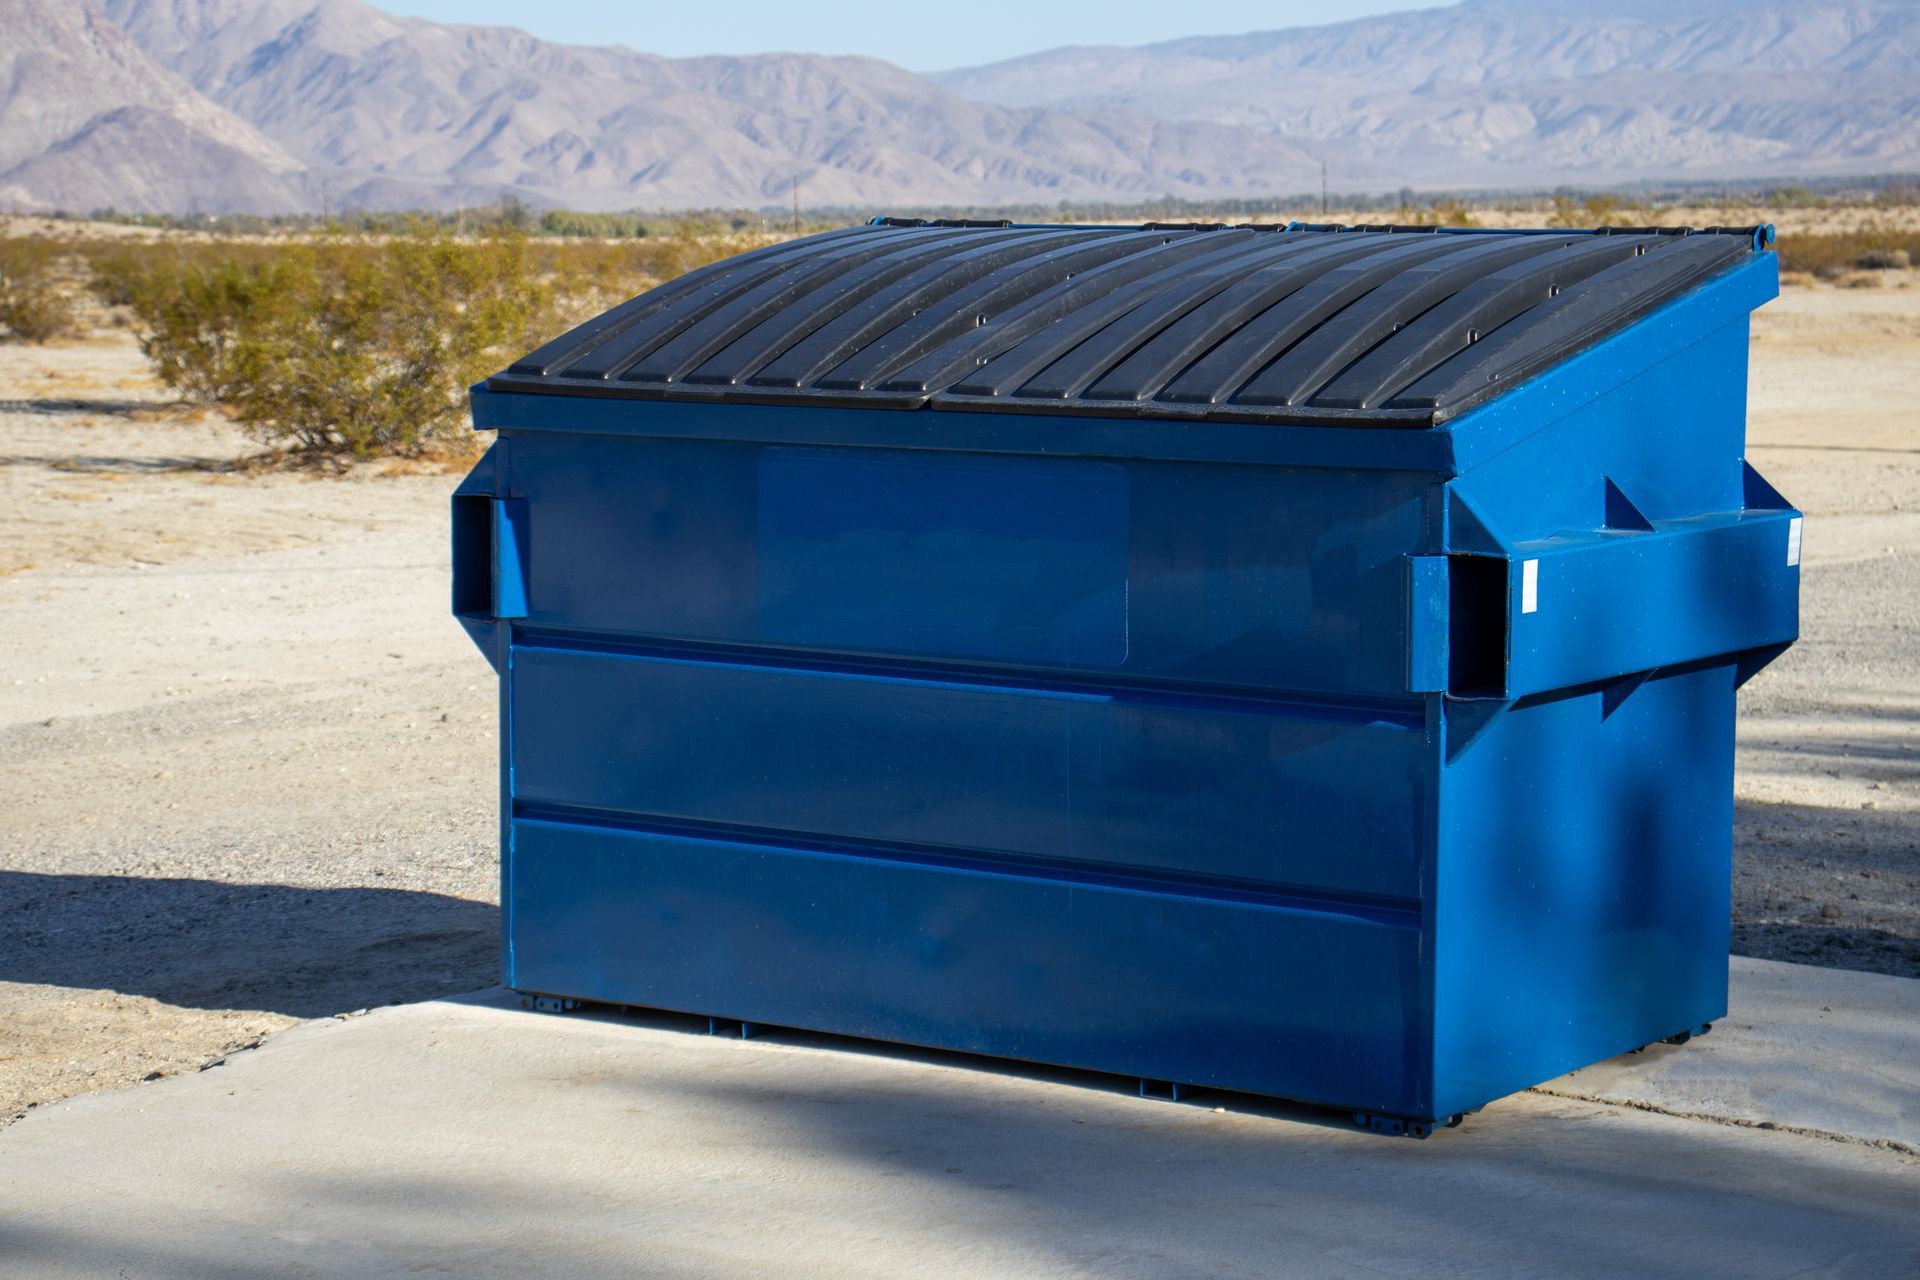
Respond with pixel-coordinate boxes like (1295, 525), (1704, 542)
(0, 397), (170, 418)
(592, 1042), (1919, 1277)
(1733, 797), (1920, 980)
(0, 450), (241, 475)
(0, 871), (497, 1018)
(1733, 920), (1919, 976)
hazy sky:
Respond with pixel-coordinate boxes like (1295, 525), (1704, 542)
(380, 1), (1455, 72)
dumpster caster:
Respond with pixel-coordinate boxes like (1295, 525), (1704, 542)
(708, 1017), (760, 1039)
(521, 994), (579, 1014)
(1138, 1078), (1192, 1102)
(1662, 1022), (1713, 1047)
(1352, 1112), (1437, 1139)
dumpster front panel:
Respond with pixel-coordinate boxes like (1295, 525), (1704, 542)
(503, 431), (1433, 699)
(506, 816), (1424, 1114)
(509, 641), (1429, 903)
(490, 424), (1440, 1115)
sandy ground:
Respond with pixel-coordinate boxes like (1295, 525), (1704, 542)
(0, 335), (497, 1123)
(1, 274), (1916, 1130)
(1736, 279), (1920, 970)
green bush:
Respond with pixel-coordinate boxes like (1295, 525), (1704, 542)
(1390, 197), (1480, 228)
(1546, 194), (1640, 229)
(89, 221), (789, 462)
(226, 229), (552, 460)
(1775, 226), (1920, 277)
(1856, 247), (1912, 270)
(0, 237), (79, 342)
(528, 223), (785, 325)
(1765, 185), (1823, 210)
(94, 244), (295, 403)
(86, 247), (144, 306)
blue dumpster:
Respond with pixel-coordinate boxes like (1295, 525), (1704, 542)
(454, 220), (1799, 1135)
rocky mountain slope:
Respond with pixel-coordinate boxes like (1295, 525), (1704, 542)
(933, 0), (1920, 185)
(0, 0), (309, 214)
(63, 0), (1325, 212)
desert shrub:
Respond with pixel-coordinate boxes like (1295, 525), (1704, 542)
(1764, 185), (1824, 210)
(1546, 194), (1641, 229)
(616, 222), (773, 282)
(225, 227), (552, 460)
(86, 248), (145, 306)
(531, 222), (785, 315)
(0, 237), (79, 342)
(94, 244), (297, 402)
(1389, 197), (1480, 228)
(1855, 248), (1912, 271)
(90, 220), (790, 462)
(1775, 226), (1920, 277)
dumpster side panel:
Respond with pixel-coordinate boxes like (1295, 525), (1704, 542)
(1447, 317), (1752, 529)
(1431, 325), (1777, 1116)
(1431, 666), (1736, 1116)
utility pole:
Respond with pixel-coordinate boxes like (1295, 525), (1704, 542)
(1321, 160), (1328, 218)
(792, 176), (802, 236)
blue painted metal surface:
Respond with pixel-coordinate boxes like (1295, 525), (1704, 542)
(455, 224), (1798, 1126)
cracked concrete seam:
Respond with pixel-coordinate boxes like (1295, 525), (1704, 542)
(1527, 1085), (1920, 1158)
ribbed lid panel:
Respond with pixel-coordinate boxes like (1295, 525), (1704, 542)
(490, 222), (1757, 426)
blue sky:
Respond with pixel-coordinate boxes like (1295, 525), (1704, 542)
(380, 1), (1454, 72)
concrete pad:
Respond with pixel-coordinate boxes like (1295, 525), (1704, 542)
(1545, 956), (1920, 1149)
(2, 967), (1916, 1279)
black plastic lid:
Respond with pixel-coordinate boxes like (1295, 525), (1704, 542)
(489, 221), (1762, 427)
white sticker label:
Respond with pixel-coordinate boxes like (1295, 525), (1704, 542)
(1521, 558), (1539, 614)
(1787, 516), (1803, 567)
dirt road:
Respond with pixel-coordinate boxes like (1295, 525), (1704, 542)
(2, 276), (1916, 1125)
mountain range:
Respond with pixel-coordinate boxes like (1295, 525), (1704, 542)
(935, 0), (1920, 188)
(0, 0), (1914, 216)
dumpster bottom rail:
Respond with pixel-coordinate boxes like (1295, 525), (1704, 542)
(511, 989), (1498, 1140)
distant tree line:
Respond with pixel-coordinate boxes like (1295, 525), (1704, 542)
(23, 172), (1915, 237)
